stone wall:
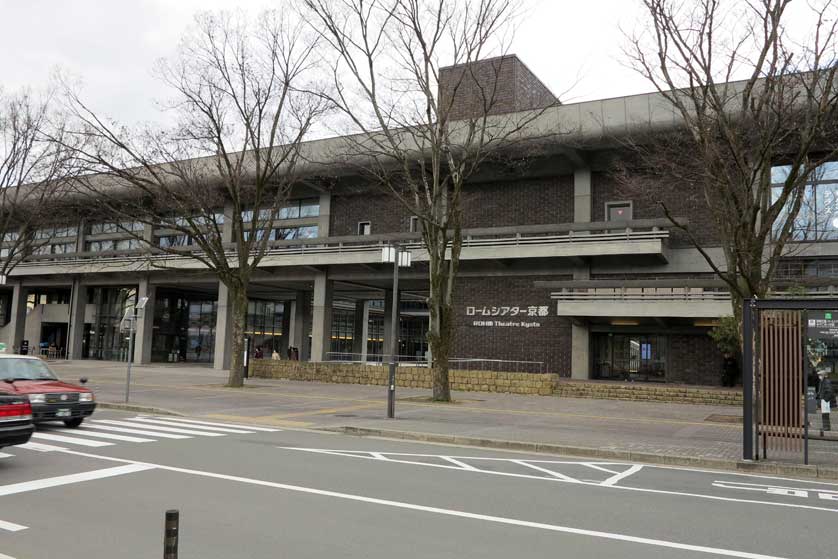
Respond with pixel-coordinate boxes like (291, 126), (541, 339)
(251, 360), (558, 395)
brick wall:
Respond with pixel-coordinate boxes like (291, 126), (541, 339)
(591, 172), (721, 247)
(667, 333), (725, 385)
(452, 275), (572, 376)
(330, 176), (573, 236)
(251, 360), (559, 395)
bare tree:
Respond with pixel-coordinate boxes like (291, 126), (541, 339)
(63, 11), (327, 386)
(302, 0), (557, 401)
(0, 89), (75, 279)
(620, 0), (838, 326)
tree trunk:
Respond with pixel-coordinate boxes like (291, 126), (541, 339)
(226, 283), (248, 388)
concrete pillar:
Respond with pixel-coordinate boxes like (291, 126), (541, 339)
(351, 300), (369, 361)
(213, 282), (232, 370)
(310, 273), (333, 362)
(279, 301), (291, 357)
(221, 203), (234, 243)
(317, 193), (331, 237)
(289, 292), (310, 360)
(75, 219), (87, 253)
(382, 289), (399, 359)
(571, 322), (590, 380)
(67, 279), (87, 360)
(5, 283), (27, 353)
(573, 168), (592, 223)
(134, 278), (155, 364)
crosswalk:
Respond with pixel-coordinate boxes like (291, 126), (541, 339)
(1, 415), (280, 455)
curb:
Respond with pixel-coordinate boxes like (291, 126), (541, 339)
(327, 426), (838, 481)
(99, 402), (184, 416)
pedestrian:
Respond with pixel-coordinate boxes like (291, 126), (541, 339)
(254, 346), (264, 359)
(271, 349), (281, 360)
(721, 352), (739, 387)
(817, 370), (834, 432)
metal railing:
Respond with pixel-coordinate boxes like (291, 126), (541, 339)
(325, 352), (546, 373)
(15, 218), (678, 270)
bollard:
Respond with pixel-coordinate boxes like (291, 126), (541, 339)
(164, 509), (179, 559)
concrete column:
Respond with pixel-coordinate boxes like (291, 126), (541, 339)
(317, 193), (331, 237)
(382, 289), (399, 359)
(351, 300), (369, 361)
(221, 203), (234, 243)
(75, 219), (87, 253)
(213, 282), (232, 370)
(5, 283), (27, 353)
(67, 279), (87, 360)
(310, 273), (333, 362)
(573, 168), (592, 223)
(134, 278), (155, 364)
(571, 322), (590, 379)
(288, 293), (309, 359)
(279, 301), (291, 358)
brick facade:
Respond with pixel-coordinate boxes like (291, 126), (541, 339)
(667, 333), (726, 385)
(591, 172), (721, 247)
(452, 275), (572, 376)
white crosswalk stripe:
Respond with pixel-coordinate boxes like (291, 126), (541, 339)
(32, 432), (113, 448)
(92, 419), (224, 437)
(83, 423), (191, 439)
(0, 452), (14, 459)
(129, 417), (252, 434)
(47, 427), (154, 443)
(17, 442), (66, 452)
(149, 417), (281, 432)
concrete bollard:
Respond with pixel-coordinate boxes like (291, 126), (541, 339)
(164, 509), (179, 559)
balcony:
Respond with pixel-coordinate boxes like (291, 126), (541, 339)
(10, 218), (680, 276)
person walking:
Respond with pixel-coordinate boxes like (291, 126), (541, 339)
(721, 352), (739, 387)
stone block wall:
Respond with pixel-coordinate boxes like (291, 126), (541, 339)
(251, 360), (559, 396)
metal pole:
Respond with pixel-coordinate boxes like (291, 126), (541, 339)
(742, 299), (754, 461)
(164, 509), (179, 559)
(387, 244), (399, 419)
(125, 308), (136, 403)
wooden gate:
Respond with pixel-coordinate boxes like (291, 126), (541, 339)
(758, 310), (805, 458)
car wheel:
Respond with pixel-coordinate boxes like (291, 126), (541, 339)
(63, 418), (84, 428)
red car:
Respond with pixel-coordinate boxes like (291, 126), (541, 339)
(0, 394), (34, 448)
(0, 355), (96, 428)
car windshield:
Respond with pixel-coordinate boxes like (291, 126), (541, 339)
(0, 359), (58, 381)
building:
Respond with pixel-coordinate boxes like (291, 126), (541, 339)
(1, 55), (833, 385)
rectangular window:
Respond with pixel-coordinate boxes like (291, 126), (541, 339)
(158, 235), (191, 248)
(297, 225), (318, 239)
(3, 232), (18, 242)
(86, 240), (115, 252)
(299, 198), (320, 218)
(358, 221), (371, 235)
(115, 239), (140, 251)
(54, 226), (78, 238)
(278, 204), (300, 220)
(605, 201), (632, 222)
(409, 216), (420, 233)
(51, 243), (74, 254)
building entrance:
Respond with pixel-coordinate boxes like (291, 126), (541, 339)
(592, 333), (667, 382)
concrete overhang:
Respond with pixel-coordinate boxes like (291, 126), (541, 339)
(554, 299), (733, 319)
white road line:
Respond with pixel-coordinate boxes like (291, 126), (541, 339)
(370, 452), (389, 460)
(0, 464), (154, 497)
(140, 417), (280, 432)
(31, 433), (113, 448)
(602, 465), (644, 487)
(582, 463), (621, 476)
(0, 552), (19, 558)
(512, 460), (579, 482)
(0, 452), (14, 459)
(128, 418), (251, 434)
(441, 457), (479, 471)
(17, 442), (66, 452)
(0, 519), (27, 532)
(92, 420), (223, 437)
(50, 428), (154, 443)
(53, 449), (790, 559)
(83, 424), (190, 439)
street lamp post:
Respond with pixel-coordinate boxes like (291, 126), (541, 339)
(382, 243), (412, 418)
(120, 296), (149, 403)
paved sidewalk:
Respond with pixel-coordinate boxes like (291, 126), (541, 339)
(51, 360), (838, 468)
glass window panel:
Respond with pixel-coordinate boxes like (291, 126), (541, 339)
(817, 183), (838, 239)
(299, 199), (320, 217)
(771, 165), (792, 184)
(297, 225), (318, 239)
(278, 204), (300, 220)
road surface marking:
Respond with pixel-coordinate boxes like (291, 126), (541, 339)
(50, 428), (154, 443)
(276, 447), (838, 513)
(83, 424), (190, 439)
(0, 464), (154, 497)
(0, 552), (18, 558)
(51, 448), (791, 559)
(140, 416), (281, 432)
(92, 420), (223, 436)
(601, 465), (644, 487)
(128, 417), (251, 434)
(442, 457), (479, 470)
(31, 433), (113, 448)
(582, 463), (621, 475)
(0, 519), (27, 532)
(0, 452), (14, 459)
(512, 460), (579, 482)
(17, 442), (66, 452)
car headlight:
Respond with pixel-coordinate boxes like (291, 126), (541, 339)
(28, 394), (46, 404)
(79, 393), (94, 402)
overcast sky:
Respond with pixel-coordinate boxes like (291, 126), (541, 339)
(0, 0), (822, 126)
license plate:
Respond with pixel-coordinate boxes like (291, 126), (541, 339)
(56, 408), (71, 418)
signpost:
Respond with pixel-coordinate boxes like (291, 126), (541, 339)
(382, 243), (412, 419)
(121, 297), (149, 403)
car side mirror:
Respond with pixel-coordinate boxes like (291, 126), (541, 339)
(79, 377), (88, 385)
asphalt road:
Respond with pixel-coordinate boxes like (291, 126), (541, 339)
(0, 411), (834, 559)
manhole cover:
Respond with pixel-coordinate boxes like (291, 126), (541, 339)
(705, 414), (742, 424)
